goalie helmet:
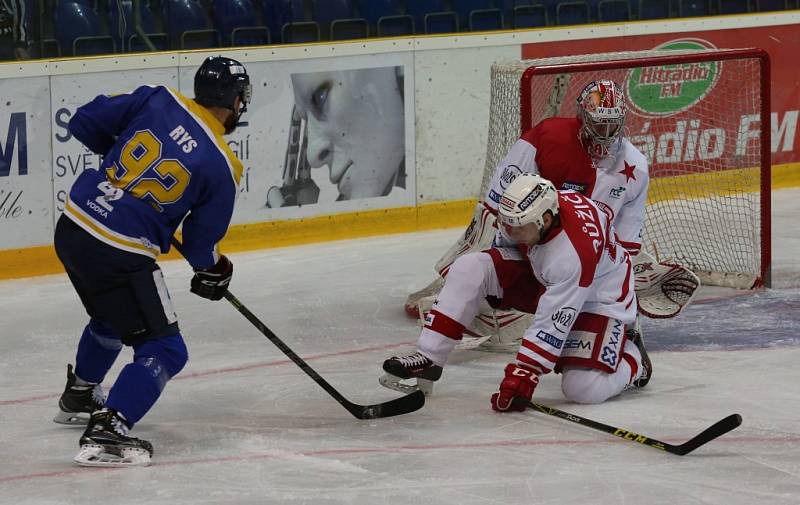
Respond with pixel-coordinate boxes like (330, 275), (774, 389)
(576, 79), (626, 156)
(497, 173), (559, 230)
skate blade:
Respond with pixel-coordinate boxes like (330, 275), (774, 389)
(379, 373), (435, 396)
(74, 444), (151, 467)
(53, 410), (90, 426)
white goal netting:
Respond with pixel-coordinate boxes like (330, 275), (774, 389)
(481, 48), (770, 288)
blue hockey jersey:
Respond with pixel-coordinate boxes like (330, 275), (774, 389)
(65, 85), (243, 270)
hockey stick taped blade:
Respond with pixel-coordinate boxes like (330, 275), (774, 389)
(671, 413), (743, 455)
(350, 390), (425, 419)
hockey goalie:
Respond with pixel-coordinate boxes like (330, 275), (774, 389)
(404, 79), (700, 353)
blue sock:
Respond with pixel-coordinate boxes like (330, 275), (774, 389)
(106, 333), (188, 427)
(74, 319), (123, 384)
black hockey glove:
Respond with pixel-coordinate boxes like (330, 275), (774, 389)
(190, 255), (233, 301)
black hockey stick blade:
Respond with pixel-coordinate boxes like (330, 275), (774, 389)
(172, 240), (425, 419)
(525, 401), (742, 455)
(345, 389), (426, 420)
(667, 413), (742, 455)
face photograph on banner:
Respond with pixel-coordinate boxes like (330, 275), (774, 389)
(265, 65), (408, 208)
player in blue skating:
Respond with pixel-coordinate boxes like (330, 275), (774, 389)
(52, 56), (251, 467)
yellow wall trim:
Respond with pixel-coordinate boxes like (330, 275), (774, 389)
(0, 199), (476, 280)
(2, 161), (798, 281)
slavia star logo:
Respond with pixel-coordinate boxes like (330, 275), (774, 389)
(619, 161), (636, 183)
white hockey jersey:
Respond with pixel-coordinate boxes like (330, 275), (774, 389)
(513, 191), (636, 375)
(486, 117), (649, 255)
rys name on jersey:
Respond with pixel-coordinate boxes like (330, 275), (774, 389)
(169, 125), (198, 153)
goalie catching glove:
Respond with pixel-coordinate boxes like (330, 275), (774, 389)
(190, 255), (233, 301)
(633, 251), (700, 319)
(491, 363), (539, 412)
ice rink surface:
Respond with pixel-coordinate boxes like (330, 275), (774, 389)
(1, 188), (799, 505)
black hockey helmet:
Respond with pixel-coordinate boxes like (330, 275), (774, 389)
(194, 56), (252, 117)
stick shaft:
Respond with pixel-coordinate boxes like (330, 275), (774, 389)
(171, 239), (424, 419)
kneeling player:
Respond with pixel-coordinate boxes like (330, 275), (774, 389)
(381, 174), (651, 408)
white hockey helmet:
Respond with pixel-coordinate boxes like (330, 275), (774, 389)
(497, 173), (559, 230)
(576, 79), (626, 153)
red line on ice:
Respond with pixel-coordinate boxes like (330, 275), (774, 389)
(2, 435), (799, 484)
(0, 341), (415, 406)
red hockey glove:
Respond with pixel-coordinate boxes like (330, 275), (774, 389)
(491, 363), (539, 412)
(190, 255), (233, 301)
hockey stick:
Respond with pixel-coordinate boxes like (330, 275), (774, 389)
(172, 240), (425, 420)
(522, 401), (742, 455)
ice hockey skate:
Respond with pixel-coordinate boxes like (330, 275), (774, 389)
(627, 329), (652, 388)
(74, 409), (153, 467)
(53, 364), (106, 425)
(379, 351), (442, 396)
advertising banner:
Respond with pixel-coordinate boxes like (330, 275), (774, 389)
(178, 52), (416, 226)
(0, 76), (53, 248)
(521, 25), (799, 169)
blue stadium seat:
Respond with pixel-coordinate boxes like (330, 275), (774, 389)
(452, 0), (493, 30)
(212, 0), (269, 46)
(469, 8), (503, 30)
(406, 0), (446, 33)
(678, 0), (710, 15)
(311, 0), (357, 37)
(376, 15), (415, 36)
(496, 1), (539, 27)
(513, 4), (548, 27)
(356, 0), (402, 26)
(537, 0), (562, 21)
(425, 11), (458, 33)
(55, 2), (115, 56)
(231, 26), (270, 45)
(716, 0), (751, 12)
(756, 0), (790, 10)
(263, 0), (305, 42)
(556, 1), (590, 24)
(357, 0), (414, 37)
(109, 0), (166, 52)
(281, 21), (320, 42)
(598, 0), (631, 21)
(330, 17), (368, 39)
(638, 0), (671, 19)
(162, 0), (220, 49)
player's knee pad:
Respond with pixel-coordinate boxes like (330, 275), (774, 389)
(561, 368), (615, 405)
(87, 319), (123, 351)
(133, 333), (189, 384)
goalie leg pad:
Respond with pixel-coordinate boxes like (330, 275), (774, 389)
(405, 203), (497, 316)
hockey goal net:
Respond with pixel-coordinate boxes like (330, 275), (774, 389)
(481, 48), (771, 288)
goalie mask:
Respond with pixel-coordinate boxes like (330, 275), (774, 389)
(576, 79), (626, 157)
(497, 173), (559, 232)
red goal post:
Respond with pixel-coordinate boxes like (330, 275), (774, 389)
(481, 48), (771, 288)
